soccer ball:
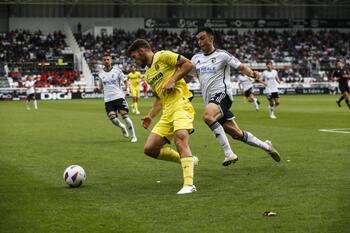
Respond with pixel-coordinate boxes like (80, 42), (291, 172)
(63, 165), (86, 187)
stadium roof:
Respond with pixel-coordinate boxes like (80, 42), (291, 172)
(0, 0), (350, 7)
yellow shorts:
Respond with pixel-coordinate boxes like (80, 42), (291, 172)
(152, 101), (195, 142)
(130, 86), (140, 98)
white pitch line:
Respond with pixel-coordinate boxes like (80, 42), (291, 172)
(319, 129), (350, 134)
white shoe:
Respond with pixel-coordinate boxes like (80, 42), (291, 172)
(121, 125), (129, 138)
(177, 185), (197, 195)
(192, 156), (199, 166)
(222, 153), (238, 166)
(265, 140), (281, 162)
(26, 106), (30, 110)
(135, 110), (140, 115)
(270, 114), (277, 119)
(131, 137), (137, 143)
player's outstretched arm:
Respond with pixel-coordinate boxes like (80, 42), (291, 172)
(142, 93), (162, 129)
(239, 64), (260, 80)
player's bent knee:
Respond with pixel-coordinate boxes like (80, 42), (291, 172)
(108, 112), (116, 119)
(203, 113), (215, 125)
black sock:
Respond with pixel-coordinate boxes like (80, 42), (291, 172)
(338, 96), (345, 103)
(345, 99), (350, 105)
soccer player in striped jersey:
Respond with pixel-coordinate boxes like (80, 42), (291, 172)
(97, 53), (137, 143)
(261, 61), (281, 119)
(128, 39), (197, 194)
(191, 27), (280, 166)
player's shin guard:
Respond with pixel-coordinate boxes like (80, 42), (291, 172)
(134, 102), (138, 111)
(158, 147), (181, 163)
(241, 131), (270, 151)
(122, 115), (136, 138)
(181, 157), (194, 186)
(210, 121), (234, 157)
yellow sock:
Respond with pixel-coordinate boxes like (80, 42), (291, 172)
(134, 102), (138, 111)
(157, 147), (181, 164)
(181, 157), (194, 186)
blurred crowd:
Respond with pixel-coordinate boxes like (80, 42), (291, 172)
(1, 28), (349, 88)
(0, 30), (67, 63)
(75, 29), (349, 80)
(8, 71), (81, 88)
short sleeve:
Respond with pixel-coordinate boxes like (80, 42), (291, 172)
(223, 52), (241, 69)
(158, 50), (180, 66)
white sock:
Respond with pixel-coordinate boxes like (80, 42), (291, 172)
(210, 122), (234, 157)
(26, 101), (30, 109)
(253, 98), (259, 108)
(33, 100), (38, 109)
(122, 115), (136, 138)
(269, 105), (274, 115)
(242, 131), (269, 151)
(110, 117), (125, 128)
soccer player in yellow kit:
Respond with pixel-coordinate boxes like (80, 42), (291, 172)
(127, 64), (142, 114)
(128, 39), (197, 194)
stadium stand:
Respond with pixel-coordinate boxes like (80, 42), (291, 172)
(0, 30), (80, 88)
(75, 29), (349, 82)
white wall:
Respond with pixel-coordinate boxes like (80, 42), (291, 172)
(9, 17), (144, 33)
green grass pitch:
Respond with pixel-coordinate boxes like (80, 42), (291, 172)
(0, 95), (349, 233)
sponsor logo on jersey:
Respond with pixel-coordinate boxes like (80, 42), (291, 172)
(103, 79), (117, 85)
(197, 66), (217, 74)
(149, 72), (163, 86)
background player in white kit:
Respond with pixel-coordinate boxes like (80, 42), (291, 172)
(236, 72), (260, 111)
(191, 27), (280, 166)
(25, 75), (38, 110)
(97, 53), (137, 143)
(260, 61), (281, 119)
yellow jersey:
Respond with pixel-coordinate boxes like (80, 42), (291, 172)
(145, 50), (193, 111)
(127, 71), (142, 88)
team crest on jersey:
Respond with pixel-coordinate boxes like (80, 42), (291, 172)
(197, 60), (201, 64)
(211, 57), (216, 63)
(155, 64), (160, 71)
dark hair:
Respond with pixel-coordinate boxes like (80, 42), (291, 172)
(196, 27), (214, 36)
(336, 59), (343, 64)
(103, 52), (111, 57)
(266, 61), (273, 65)
(127, 39), (151, 55)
